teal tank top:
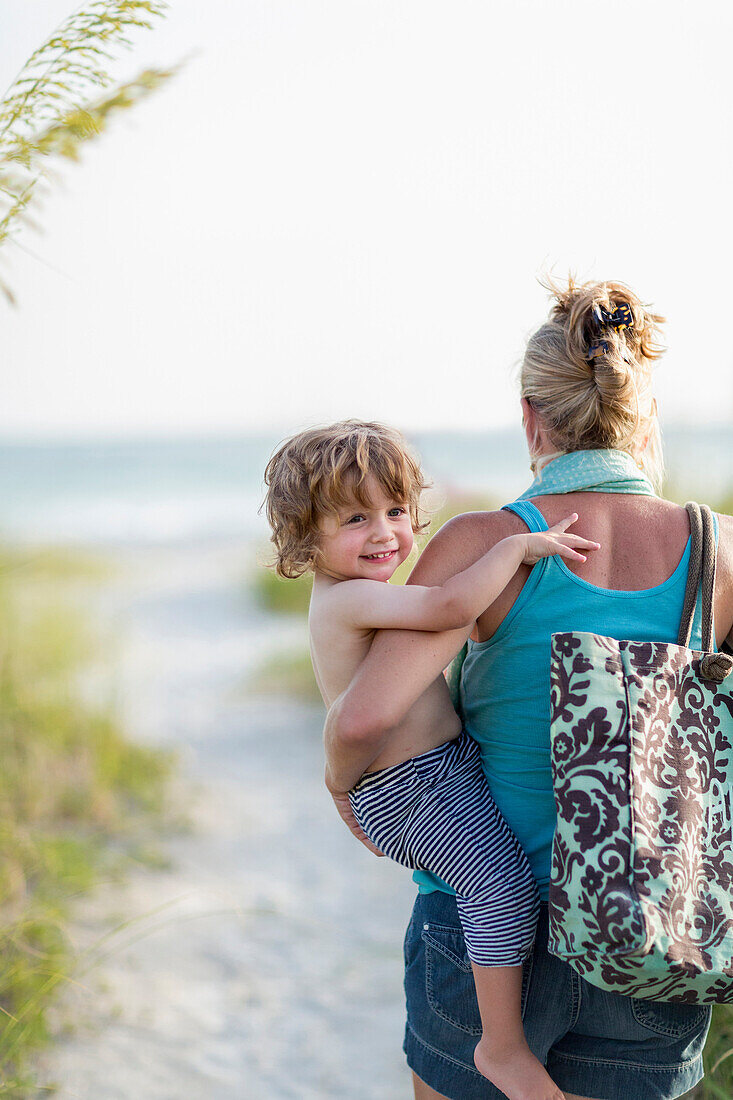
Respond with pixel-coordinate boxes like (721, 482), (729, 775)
(415, 499), (717, 901)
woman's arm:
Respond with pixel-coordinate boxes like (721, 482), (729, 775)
(715, 512), (733, 650)
(323, 510), (519, 794)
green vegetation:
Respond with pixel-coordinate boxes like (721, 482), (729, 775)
(0, 553), (175, 1096)
(0, 1), (174, 303)
(251, 568), (313, 616)
(0, 548), (113, 584)
(249, 571), (317, 699)
(710, 489), (733, 519)
(697, 1010), (733, 1098)
(0, 6), (180, 1087)
(253, 648), (322, 705)
(662, 479), (733, 513)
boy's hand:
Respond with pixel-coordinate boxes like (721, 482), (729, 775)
(521, 513), (600, 565)
(329, 790), (385, 857)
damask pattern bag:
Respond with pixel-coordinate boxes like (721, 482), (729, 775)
(548, 503), (733, 1003)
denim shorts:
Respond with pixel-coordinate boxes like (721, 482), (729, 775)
(403, 892), (711, 1100)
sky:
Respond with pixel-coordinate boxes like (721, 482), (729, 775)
(2, 0), (733, 438)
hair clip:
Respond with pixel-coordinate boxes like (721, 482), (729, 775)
(596, 303), (633, 332)
(586, 341), (608, 361)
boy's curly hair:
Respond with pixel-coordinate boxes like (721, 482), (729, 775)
(263, 420), (430, 579)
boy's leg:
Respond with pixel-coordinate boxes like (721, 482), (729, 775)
(357, 741), (564, 1098)
(471, 964), (564, 1100)
(403, 741), (563, 1099)
(413, 1072), (591, 1100)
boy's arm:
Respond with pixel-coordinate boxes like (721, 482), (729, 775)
(332, 513), (596, 633)
(328, 573), (495, 633)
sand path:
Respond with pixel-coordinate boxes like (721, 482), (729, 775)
(36, 544), (415, 1099)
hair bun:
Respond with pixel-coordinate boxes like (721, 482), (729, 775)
(549, 279), (664, 374)
(521, 276), (666, 489)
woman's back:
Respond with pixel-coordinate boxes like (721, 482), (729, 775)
(524, 492), (687, 587)
(415, 493), (730, 901)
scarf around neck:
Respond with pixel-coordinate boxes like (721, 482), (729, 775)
(518, 448), (656, 499)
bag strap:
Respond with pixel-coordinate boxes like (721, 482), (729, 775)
(678, 502), (717, 651)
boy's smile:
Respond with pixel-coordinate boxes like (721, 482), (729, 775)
(316, 478), (414, 582)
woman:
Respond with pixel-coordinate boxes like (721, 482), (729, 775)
(323, 278), (733, 1100)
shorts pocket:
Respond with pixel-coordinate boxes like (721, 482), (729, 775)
(630, 997), (711, 1039)
(422, 922), (482, 1035)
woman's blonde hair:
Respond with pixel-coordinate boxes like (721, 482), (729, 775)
(263, 420), (429, 579)
(521, 278), (666, 489)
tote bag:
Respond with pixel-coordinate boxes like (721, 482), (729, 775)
(548, 503), (733, 1002)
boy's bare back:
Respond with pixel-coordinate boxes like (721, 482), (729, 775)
(309, 578), (462, 774)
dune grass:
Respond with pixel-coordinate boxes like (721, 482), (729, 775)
(253, 648), (323, 704)
(697, 1008), (733, 1098)
(251, 567), (312, 616)
(0, 551), (176, 1096)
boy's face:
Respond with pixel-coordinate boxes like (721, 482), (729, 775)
(316, 477), (414, 583)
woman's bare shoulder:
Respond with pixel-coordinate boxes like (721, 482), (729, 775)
(410, 508), (526, 584)
(434, 506), (526, 541)
(717, 509), (733, 536)
(715, 511), (733, 646)
(716, 510), (733, 575)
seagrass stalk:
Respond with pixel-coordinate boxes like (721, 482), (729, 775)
(0, 1), (175, 302)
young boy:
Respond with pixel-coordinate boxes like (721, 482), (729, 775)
(264, 420), (598, 1100)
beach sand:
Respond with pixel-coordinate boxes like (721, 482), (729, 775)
(35, 543), (416, 1099)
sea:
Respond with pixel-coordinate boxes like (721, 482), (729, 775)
(1, 423), (731, 548)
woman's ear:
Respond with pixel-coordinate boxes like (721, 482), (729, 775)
(521, 397), (540, 455)
(633, 397), (657, 463)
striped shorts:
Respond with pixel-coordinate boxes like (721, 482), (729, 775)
(348, 731), (539, 967)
